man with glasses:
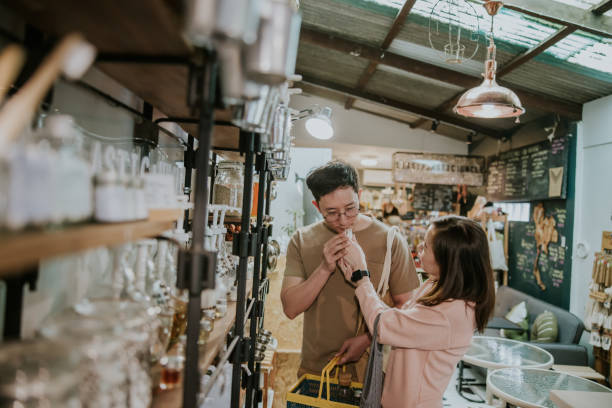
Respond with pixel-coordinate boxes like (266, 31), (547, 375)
(281, 161), (419, 381)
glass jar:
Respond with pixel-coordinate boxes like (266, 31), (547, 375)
(40, 313), (130, 408)
(159, 335), (185, 391)
(0, 339), (83, 407)
(213, 161), (243, 209)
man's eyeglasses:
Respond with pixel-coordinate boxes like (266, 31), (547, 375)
(323, 205), (359, 222)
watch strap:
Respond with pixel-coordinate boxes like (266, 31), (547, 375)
(351, 269), (370, 282)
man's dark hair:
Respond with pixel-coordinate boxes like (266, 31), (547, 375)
(305, 160), (359, 201)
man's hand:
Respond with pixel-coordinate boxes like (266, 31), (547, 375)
(335, 334), (371, 364)
(321, 234), (351, 274)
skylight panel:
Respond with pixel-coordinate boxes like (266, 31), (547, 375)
(549, 0), (600, 9)
(372, 0), (612, 75)
(550, 32), (612, 74)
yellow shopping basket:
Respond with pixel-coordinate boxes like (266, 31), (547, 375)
(286, 356), (363, 408)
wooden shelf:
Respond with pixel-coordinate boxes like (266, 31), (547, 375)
(152, 280), (253, 407)
(0, 211), (178, 277)
(152, 300), (238, 407)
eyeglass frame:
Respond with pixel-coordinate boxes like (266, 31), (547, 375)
(321, 202), (359, 222)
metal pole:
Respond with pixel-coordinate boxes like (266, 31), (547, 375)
(231, 131), (256, 408)
(210, 152), (217, 204)
(262, 170), (273, 283)
(246, 152), (268, 407)
(183, 49), (218, 408)
(183, 134), (194, 232)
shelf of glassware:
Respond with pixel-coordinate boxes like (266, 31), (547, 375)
(152, 280), (253, 408)
(0, 209), (181, 277)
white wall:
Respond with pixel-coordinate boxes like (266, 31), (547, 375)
(571, 94), (612, 320)
(269, 147), (332, 250)
(290, 94), (468, 157)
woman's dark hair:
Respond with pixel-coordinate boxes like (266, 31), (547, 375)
(305, 160), (359, 201)
(419, 215), (495, 332)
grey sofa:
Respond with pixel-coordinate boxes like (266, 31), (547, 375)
(483, 285), (588, 365)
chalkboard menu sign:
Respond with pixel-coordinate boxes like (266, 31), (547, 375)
(508, 201), (570, 309)
(412, 184), (453, 212)
(486, 136), (569, 202)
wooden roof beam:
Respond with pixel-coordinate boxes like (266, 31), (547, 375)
(345, 0), (416, 110)
(591, 1), (612, 16)
(502, 0), (612, 38)
(300, 75), (502, 139)
(497, 26), (577, 77)
(300, 27), (583, 120)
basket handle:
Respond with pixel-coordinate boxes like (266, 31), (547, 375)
(317, 355), (340, 400)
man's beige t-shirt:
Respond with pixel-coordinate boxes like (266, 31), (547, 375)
(284, 217), (420, 374)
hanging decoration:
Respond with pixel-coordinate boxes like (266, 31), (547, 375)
(454, 0), (525, 120)
(428, 0), (481, 64)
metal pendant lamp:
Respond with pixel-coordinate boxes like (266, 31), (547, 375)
(454, 0), (525, 120)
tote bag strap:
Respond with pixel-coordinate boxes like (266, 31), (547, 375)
(356, 226), (397, 336)
(378, 226), (398, 297)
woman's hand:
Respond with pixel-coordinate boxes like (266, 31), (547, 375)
(338, 237), (368, 282)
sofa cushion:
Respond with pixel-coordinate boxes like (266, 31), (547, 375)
(500, 301), (529, 341)
(495, 286), (584, 344)
(530, 310), (558, 343)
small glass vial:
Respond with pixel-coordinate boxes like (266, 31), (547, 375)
(94, 171), (124, 222)
(198, 318), (213, 346)
(215, 299), (228, 319)
(160, 335), (185, 390)
(202, 308), (216, 328)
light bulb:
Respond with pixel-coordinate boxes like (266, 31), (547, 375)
(305, 116), (333, 140)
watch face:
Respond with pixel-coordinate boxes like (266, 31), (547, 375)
(351, 270), (368, 282)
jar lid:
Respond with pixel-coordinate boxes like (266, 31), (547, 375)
(95, 171), (119, 185)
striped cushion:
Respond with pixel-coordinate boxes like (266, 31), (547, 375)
(530, 310), (558, 343)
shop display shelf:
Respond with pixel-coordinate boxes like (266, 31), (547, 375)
(6, 0), (241, 150)
(152, 280), (253, 407)
(0, 209), (179, 277)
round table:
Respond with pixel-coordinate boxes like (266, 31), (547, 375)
(463, 336), (554, 370)
(457, 336), (554, 403)
(487, 367), (612, 408)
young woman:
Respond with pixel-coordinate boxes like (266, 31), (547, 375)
(339, 215), (496, 408)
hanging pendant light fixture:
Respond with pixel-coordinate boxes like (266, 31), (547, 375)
(454, 0), (524, 120)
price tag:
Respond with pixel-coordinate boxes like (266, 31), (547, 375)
(601, 334), (611, 351)
(590, 331), (602, 347)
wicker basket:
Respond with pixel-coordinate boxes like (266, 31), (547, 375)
(286, 356), (363, 408)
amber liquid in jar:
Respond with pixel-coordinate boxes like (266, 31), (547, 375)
(160, 368), (181, 390)
(167, 300), (187, 351)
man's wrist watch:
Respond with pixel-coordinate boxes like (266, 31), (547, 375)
(351, 269), (370, 283)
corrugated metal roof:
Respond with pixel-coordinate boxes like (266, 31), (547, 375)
(300, 0), (393, 47)
(365, 67), (463, 109)
(501, 56), (612, 102)
(295, 0), (610, 138)
(296, 41), (369, 87)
